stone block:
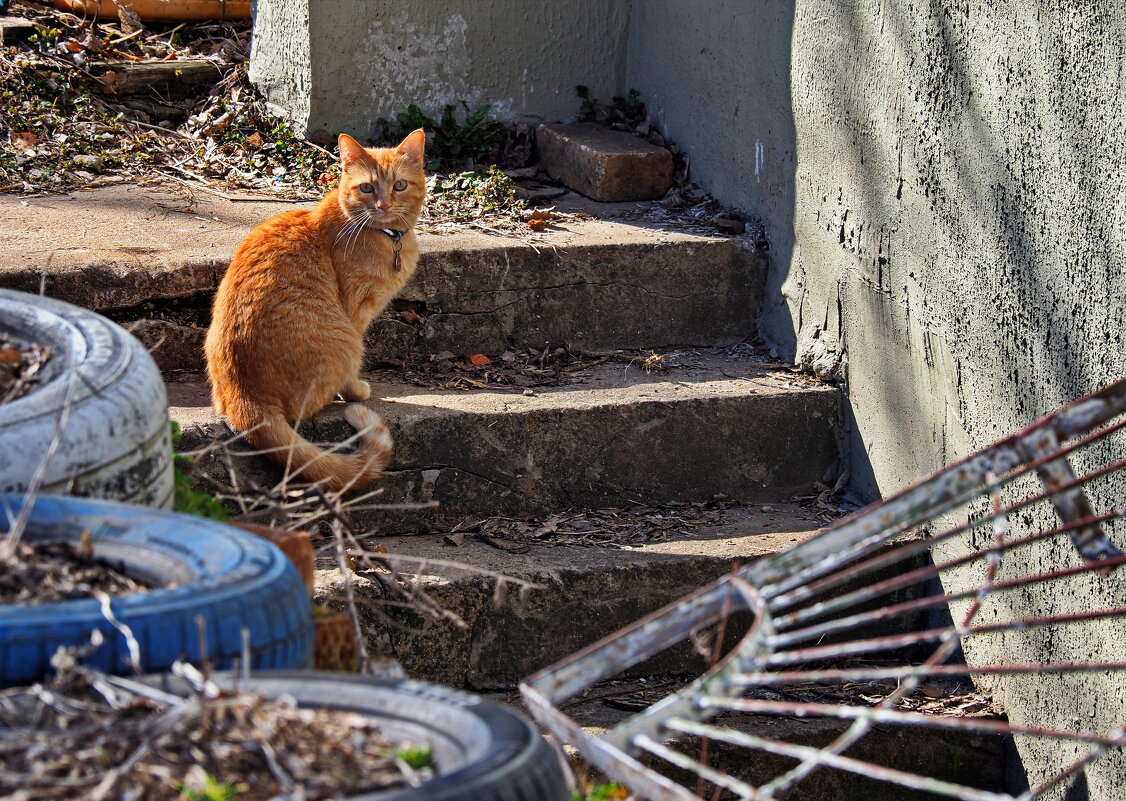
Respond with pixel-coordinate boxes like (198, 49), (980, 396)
(537, 122), (673, 201)
(0, 16), (35, 46)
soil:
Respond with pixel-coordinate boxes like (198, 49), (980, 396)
(0, 332), (50, 405)
(0, 538), (148, 604)
(0, 658), (428, 801)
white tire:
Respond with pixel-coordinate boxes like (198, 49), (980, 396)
(0, 290), (173, 507)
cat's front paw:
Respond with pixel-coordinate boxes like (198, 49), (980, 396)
(341, 379), (372, 401)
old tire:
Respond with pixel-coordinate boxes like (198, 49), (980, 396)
(144, 672), (575, 801)
(0, 289), (173, 508)
(0, 495), (313, 688)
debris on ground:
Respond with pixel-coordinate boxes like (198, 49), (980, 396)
(0, 1), (753, 239)
(373, 345), (775, 393)
(443, 497), (751, 550)
(0, 1), (533, 231)
(0, 331), (49, 404)
(577, 663), (1005, 719)
(0, 652), (428, 800)
(0, 537), (147, 603)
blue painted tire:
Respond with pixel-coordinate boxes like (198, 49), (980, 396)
(0, 495), (313, 688)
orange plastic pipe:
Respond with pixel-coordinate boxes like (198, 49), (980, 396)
(54, 0), (250, 22)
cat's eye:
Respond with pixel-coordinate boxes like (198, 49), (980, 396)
(358, 183), (374, 194)
(393, 179), (408, 191)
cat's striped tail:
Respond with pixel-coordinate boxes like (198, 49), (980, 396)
(247, 404), (393, 493)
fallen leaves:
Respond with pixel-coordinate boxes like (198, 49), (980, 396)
(2, 657), (426, 801)
(0, 334), (50, 405)
(440, 499), (741, 550)
(9, 131), (38, 151)
(0, 538), (147, 604)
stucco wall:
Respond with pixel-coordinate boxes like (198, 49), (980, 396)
(631, 1), (1126, 797)
(249, 0), (630, 138)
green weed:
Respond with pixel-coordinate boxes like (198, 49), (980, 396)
(575, 85), (647, 127)
(379, 102), (501, 171)
(431, 166), (517, 221)
(573, 781), (630, 801)
(394, 742), (434, 770)
(174, 774), (246, 801)
(169, 421), (228, 521)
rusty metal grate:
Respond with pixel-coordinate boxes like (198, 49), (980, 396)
(521, 378), (1126, 800)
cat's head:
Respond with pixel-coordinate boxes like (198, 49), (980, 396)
(335, 129), (427, 231)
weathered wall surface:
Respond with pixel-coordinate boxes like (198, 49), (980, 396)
(249, 0), (630, 138)
(630, 1), (1126, 797)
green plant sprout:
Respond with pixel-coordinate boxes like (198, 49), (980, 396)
(169, 421), (228, 521)
(174, 774), (246, 801)
(394, 742), (435, 770)
(573, 781), (630, 801)
(379, 102), (501, 171)
(575, 85), (646, 127)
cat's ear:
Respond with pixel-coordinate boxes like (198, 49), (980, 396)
(396, 128), (427, 165)
(337, 133), (369, 170)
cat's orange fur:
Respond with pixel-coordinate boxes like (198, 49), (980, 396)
(204, 129), (427, 492)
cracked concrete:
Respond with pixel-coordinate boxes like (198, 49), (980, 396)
(168, 350), (840, 532)
(0, 184), (765, 371)
(314, 499), (830, 688)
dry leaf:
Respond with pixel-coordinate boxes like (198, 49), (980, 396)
(469, 353), (492, 366)
(400, 310), (419, 324)
(77, 529), (94, 559)
(0, 349), (22, 365)
(99, 70), (119, 93)
(527, 218), (548, 231)
(245, 131), (263, 149)
(443, 533), (465, 547)
(10, 132), (38, 152)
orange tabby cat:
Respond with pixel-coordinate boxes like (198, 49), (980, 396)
(204, 129), (427, 492)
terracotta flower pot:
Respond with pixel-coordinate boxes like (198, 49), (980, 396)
(312, 606), (359, 672)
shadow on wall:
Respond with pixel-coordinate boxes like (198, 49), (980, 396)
(625, 0), (798, 353)
(776, 0), (1126, 504)
(781, 4), (1126, 798)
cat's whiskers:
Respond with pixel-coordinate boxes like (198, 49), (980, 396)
(336, 211), (375, 259)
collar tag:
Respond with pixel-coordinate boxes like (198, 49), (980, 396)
(381, 228), (408, 272)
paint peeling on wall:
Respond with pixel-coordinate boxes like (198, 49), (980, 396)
(357, 13), (513, 130)
(250, 0), (629, 138)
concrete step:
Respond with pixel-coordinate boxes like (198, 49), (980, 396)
(315, 500), (835, 689)
(512, 676), (1011, 801)
(169, 348), (841, 532)
(0, 185), (765, 372)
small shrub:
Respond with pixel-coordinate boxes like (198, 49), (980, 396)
(379, 102), (501, 171)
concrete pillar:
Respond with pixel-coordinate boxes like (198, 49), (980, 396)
(249, 0), (630, 140)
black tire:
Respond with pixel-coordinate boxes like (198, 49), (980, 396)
(0, 495), (313, 688)
(144, 672), (575, 801)
(0, 289), (174, 507)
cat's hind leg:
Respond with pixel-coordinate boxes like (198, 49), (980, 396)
(340, 377), (372, 401)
